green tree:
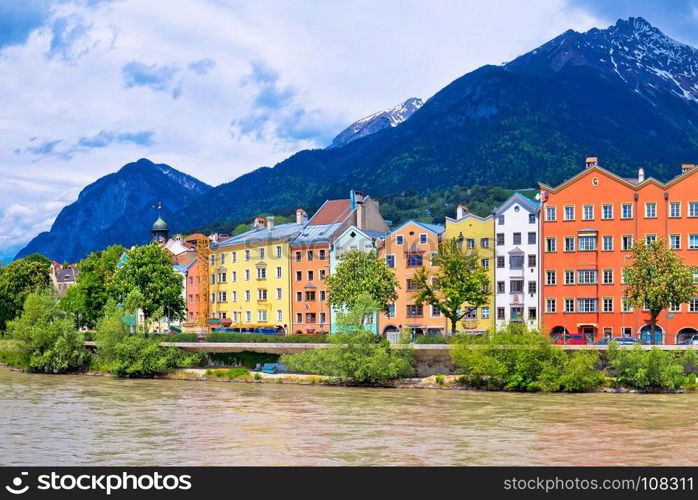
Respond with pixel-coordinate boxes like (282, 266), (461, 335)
(624, 238), (697, 344)
(281, 294), (415, 384)
(23, 253), (52, 267)
(326, 250), (398, 315)
(7, 290), (91, 373)
(62, 244), (125, 329)
(108, 244), (185, 322)
(0, 258), (51, 333)
(412, 238), (490, 333)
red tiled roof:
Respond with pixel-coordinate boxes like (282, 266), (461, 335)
(307, 199), (352, 225)
(185, 233), (208, 242)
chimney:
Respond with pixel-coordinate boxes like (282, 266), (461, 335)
(456, 205), (469, 219)
(356, 199), (364, 230)
(585, 157), (598, 168)
(295, 208), (307, 225)
(253, 217), (265, 230)
(266, 216), (275, 230)
(638, 168), (645, 183)
(682, 164), (696, 174)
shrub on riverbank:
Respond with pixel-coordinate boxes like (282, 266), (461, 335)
(206, 333), (329, 343)
(607, 344), (697, 391)
(153, 333), (199, 342)
(6, 290), (91, 373)
(95, 302), (202, 377)
(450, 326), (604, 392)
(208, 351), (279, 368)
(281, 295), (415, 385)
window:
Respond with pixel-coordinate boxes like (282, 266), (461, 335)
(690, 234), (698, 250)
(386, 304), (396, 318)
(296, 312), (303, 323)
(529, 214), (536, 224)
(577, 298), (598, 313)
(218, 291), (227, 302)
(510, 255), (524, 268)
(497, 307), (505, 320)
(295, 270), (302, 281)
(318, 249), (326, 260)
(386, 255), (395, 268)
(528, 255), (537, 267)
(245, 249), (251, 261)
(670, 234), (681, 249)
(578, 269), (597, 284)
(320, 290), (326, 301)
(480, 238), (490, 248)
(307, 270), (314, 281)
(231, 291), (237, 302)
(622, 298), (632, 313)
(231, 252), (237, 263)
(295, 251), (302, 262)
(528, 281), (537, 294)
(546, 298), (556, 313)
(602, 235), (613, 251)
(466, 238), (475, 249)
(481, 307), (490, 319)
(497, 256), (505, 268)
(546, 270), (556, 285)
(307, 250), (313, 261)
(276, 266), (282, 279)
(481, 259), (489, 268)
(670, 202), (680, 218)
(645, 202), (657, 218)
(510, 280), (523, 293)
(258, 289), (267, 301)
(645, 234), (656, 245)
(276, 288), (282, 300)
(564, 270), (574, 285)
(513, 233), (522, 245)
(546, 206), (557, 221)
(603, 327), (613, 337)
(275, 246), (282, 258)
(277, 310), (283, 322)
(210, 274), (216, 285)
(218, 272), (227, 283)
(257, 267), (266, 279)
(621, 203), (633, 219)
(296, 291), (302, 302)
(496, 233), (505, 246)
(564, 237), (575, 252)
(564, 298), (574, 313)
(259, 248), (265, 260)
(621, 235), (633, 251)
(527, 232), (536, 245)
(602, 204), (613, 220)
(545, 237), (556, 252)
(220, 253), (226, 265)
(528, 307), (537, 320)
(690, 202), (698, 218)
(319, 312), (326, 324)
(670, 302), (680, 313)
(407, 304), (423, 317)
(246, 311), (252, 322)
(602, 269), (613, 284)
(497, 215), (505, 225)
(430, 252), (438, 266)
(578, 235), (597, 251)
(258, 310), (268, 322)
(305, 313), (316, 323)
(420, 234), (427, 244)
(231, 271), (237, 282)
(465, 308), (477, 319)
(564, 206), (575, 221)
(407, 254), (423, 267)
(603, 298), (613, 312)
(210, 292), (215, 304)
(582, 204), (594, 220)
(320, 269), (326, 280)
(244, 269), (250, 281)
(497, 281), (505, 293)
(245, 290), (251, 302)
(406, 279), (419, 291)
(210, 255), (215, 266)
(431, 305), (441, 317)
(305, 291), (316, 301)
(396, 235), (404, 245)
(690, 299), (698, 312)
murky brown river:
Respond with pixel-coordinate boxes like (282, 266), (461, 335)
(1, 366), (696, 466)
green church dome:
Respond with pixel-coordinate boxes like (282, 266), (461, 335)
(152, 216), (169, 231)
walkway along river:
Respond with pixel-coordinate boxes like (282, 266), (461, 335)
(2, 365), (697, 466)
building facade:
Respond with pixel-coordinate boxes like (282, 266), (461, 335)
(540, 158), (698, 344)
(443, 206), (495, 333)
(378, 220), (447, 338)
(493, 194), (541, 330)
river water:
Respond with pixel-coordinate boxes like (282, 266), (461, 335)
(1, 366), (696, 466)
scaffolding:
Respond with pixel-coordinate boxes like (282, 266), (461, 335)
(196, 237), (210, 328)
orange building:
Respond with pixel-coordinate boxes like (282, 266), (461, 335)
(377, 220), (448, 338)
(540, 158), (698, 344)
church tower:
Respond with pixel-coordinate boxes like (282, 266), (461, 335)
(151, 202), (169, 244)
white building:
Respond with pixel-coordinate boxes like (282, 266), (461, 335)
(493, 193), (541, 330)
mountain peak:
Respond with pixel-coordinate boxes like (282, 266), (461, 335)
(328, 97), (424, 149)
(505, 17), (698, 104)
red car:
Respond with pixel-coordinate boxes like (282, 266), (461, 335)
(551, 334), (588, 345)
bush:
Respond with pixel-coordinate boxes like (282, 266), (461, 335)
(450, 325), (603, 392)
(608, 344), (696, 391)
(208, 351), (279, 368)
(6, 290), (91, 373)
(154, 333), (199, 342)
(95, 302), (202, 377)
(206, 333), (328, 343)
(281, 294), (415, 385)
(413, 335), (450, 344)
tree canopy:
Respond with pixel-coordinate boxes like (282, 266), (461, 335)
(0, 257), (51, 333)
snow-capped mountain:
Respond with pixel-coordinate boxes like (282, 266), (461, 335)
(329, 97), (424, 148)
(506, 17), (698, 105)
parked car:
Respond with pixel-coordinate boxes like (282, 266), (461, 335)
(606, 336), (642, 345)
(680, 335), (698, 345)
(595, 337), (612, 345)
(551, 334), (588, 345)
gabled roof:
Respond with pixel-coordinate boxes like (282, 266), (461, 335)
(388, 219), (445, 237)
(290, 223), (343, 246)
(307, 199), (352, 225)
(493, 192), (540, 216)
(212, 222), (301, 248)
(445, 211), (493, 224)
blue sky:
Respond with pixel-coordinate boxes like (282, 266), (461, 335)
(0, 0), (696, 261)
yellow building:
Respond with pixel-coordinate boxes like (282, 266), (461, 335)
(443, 205), (495, 333)
(208, 216), (302, 333)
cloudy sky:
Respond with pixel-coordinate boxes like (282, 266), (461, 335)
(1, 0), (697, 261)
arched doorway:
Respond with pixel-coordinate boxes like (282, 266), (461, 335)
(549, 326), (569, 343)
(676, 327), (698, 344)
(639, 324), (664, 344)
(382, 325), (400, 343)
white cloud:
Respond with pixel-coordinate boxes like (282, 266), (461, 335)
(0, 0), (604, 259)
